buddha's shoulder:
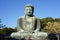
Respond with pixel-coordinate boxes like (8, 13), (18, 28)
(33, 16), (40, 20)
(18, 16), (25, 19)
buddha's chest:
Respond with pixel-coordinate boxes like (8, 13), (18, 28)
(22, 18), (35, 26)
(22, 17), (36, 31)
(25, 18), (34, 23)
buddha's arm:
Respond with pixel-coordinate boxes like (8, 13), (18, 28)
(34, 19), (41, 32)
(17, 18), (24, 32)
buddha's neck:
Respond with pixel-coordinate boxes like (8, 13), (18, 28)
(25, 15), (33, 18)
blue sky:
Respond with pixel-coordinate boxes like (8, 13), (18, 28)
(0, 0), (60, 28)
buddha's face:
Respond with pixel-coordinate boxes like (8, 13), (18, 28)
(24, 7), (33, 16)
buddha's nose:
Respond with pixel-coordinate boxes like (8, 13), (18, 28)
(28, 12), (31, 13)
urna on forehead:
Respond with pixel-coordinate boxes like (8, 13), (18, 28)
(25, 4), (34, 8)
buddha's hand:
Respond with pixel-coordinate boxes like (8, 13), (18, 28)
(19, 29), (25, 33)
(33, 31), (38, 33)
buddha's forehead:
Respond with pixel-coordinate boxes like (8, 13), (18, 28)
(25, 7), (32, 9)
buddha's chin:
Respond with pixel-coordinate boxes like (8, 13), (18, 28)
(27, 15), (33, 17)
(27, 14), (33, 16)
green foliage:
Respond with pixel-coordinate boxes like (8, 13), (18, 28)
(41, 22), (60, 34)
(0, 29), (5, 34)
(0, 27), (17, 34)
(40, 17), (54, 28)
(54, 18), (60, 22)
(0, 19), (17, 34)
(40, 17), (60, 34)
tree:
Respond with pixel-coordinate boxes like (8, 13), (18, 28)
(42, 22), (60, 34)
(40, 17), (54, 29)
(54, 18), (60, 22)
(0, 27), (16, 34)
(0, 18), (6, 29)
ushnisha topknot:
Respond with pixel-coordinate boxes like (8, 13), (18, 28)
(25, 4), (34, 9)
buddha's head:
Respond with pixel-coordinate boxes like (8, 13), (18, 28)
(24, 4), (34, 16)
